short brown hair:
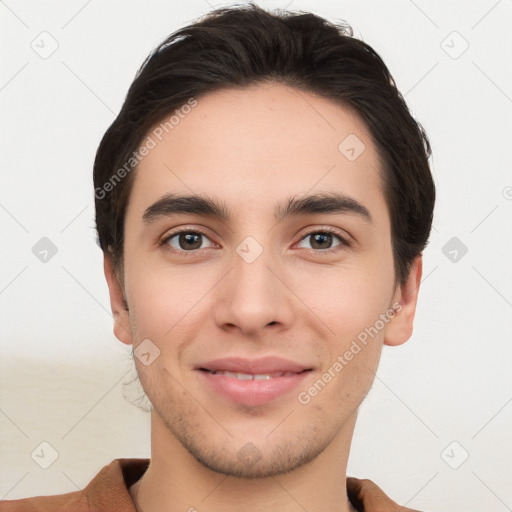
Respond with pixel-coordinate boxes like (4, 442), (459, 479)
(93, 3), (435, 288)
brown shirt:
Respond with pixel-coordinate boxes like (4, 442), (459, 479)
(0, 458), (422, 511)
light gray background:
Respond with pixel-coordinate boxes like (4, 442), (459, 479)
(1, 0), (511, 510)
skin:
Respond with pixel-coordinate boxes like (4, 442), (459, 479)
(104, 82), (422, 512)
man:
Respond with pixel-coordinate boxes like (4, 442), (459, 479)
(1, 4), (435, 511)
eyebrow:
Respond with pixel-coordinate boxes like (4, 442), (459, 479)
(142, 192), (372, 224)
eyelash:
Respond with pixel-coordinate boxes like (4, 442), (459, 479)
(158, 226), (351, 257)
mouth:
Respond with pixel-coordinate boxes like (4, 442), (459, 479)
(195, 356), (313, 406)
(199, 369), (305, 380)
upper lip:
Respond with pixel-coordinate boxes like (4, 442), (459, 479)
(197, 356), (311, 374)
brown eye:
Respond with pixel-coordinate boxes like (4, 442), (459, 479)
(163, 231), (213, 252)
(310, 233), (334, 250)
(296, 229), (348, 251)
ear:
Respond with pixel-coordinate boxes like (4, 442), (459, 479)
(384, 254), (423, 347)
(103, 252), (133, 345)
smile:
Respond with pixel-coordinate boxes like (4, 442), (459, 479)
(202, 370), (300, 380)
(195, 357), (313, 406)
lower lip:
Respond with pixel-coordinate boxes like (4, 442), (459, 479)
(197, 370), (310, 406)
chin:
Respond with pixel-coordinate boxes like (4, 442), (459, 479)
(185, 438), (321, 479)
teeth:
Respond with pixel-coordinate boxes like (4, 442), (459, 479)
(254, 374), (272, 380)
(234, 372), (253, 380)
(211, 370), (296, 379)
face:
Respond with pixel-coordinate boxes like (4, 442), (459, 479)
(105, 82), (421, 478)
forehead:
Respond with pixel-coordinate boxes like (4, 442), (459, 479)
(126, 82), (387, 226)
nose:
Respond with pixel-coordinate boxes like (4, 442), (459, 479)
(212, 239), (295, 337)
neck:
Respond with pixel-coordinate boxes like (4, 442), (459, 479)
(130, 409), (360, 512)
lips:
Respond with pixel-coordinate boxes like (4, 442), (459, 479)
(204, 370), (298, 380)
(196, 356), (312, 406)
(197, 356), (310, 374)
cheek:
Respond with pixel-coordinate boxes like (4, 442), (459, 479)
(301, 290), (386, 411)
(125, 258), (215, 336)
(296, 262), (393, 337)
